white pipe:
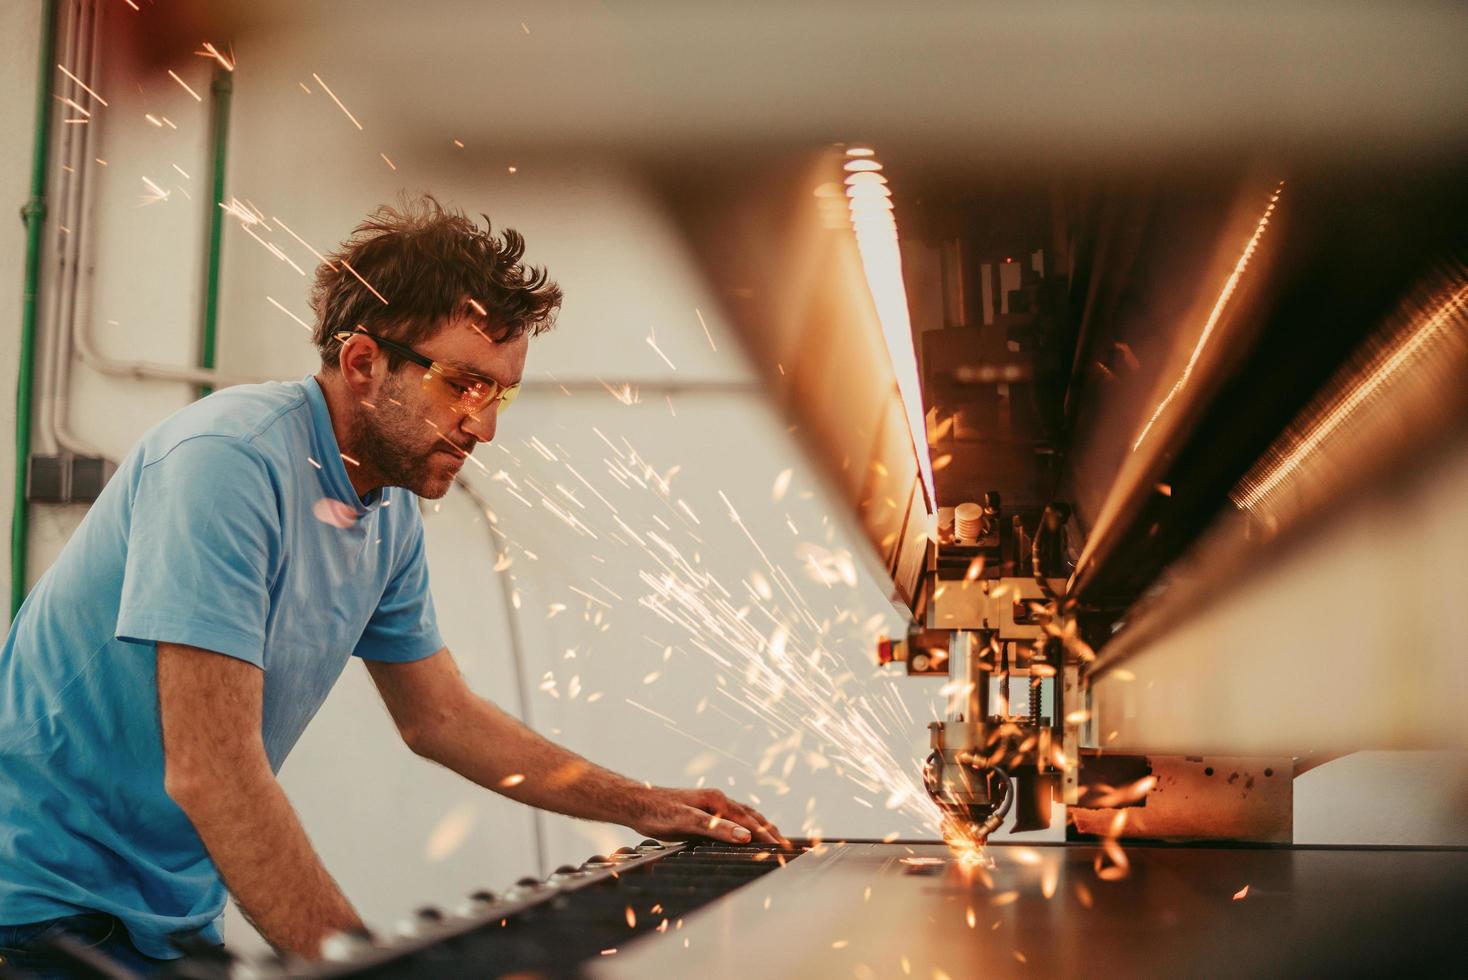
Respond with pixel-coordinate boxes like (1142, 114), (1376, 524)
(49, 0), (102, 457)
(50, 0), (271, 445)
(35, 0), (81, 455)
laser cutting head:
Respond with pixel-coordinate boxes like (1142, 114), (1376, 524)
(924, 722), (1013, 846)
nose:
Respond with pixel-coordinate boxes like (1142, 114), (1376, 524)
(458, 405), (498, 444)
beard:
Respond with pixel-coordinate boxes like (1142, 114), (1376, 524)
(352, 372), (472, 499)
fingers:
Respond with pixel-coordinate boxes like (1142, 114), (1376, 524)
(687, 806), (753, 844)
(728, 798), (786, 845)
(739, 806), (790, 848)
(685, 790), (789, 847)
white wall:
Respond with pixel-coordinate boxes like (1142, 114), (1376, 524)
(1295, 752), (1468, 847)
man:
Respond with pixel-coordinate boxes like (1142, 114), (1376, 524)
(0, 196), (781, 974)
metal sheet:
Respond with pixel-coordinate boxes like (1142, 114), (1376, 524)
(595, 842), (1466, 979)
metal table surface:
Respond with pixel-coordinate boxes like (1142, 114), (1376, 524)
(593, 841), (1467, 979)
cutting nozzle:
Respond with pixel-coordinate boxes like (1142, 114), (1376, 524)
(923, 749), (1013, 848)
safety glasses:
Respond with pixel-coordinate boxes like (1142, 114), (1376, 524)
(334, 328), (520, 415)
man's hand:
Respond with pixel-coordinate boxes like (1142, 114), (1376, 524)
(630, 787), (788, 847)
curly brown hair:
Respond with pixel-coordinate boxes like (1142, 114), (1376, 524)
(311, 194), (562, 369)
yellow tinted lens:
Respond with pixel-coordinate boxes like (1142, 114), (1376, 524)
(425, 364), (498, 413)
(496, 384), (520, 412)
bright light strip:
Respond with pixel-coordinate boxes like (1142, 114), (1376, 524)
(1133, 181), (1284, 452)
(844, 149), (935, 506)
(1231, 282), (1468, 511)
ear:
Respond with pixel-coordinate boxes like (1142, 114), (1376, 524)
(337, 333), (382, 394)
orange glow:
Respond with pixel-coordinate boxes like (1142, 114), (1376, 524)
(843, 148), (935, 504)
(1232, 281), (1468, 511)
(1133, 181), (1284, 451)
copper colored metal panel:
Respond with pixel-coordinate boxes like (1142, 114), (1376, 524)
(594, 841), (1466, 979)
(1071, 754), (1293, 844)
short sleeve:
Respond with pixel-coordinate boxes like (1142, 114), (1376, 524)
(115, 437), (281, 667)
(352, 508), (444, 663)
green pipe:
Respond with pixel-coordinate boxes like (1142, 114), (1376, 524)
(198, 66), (232, 399)
(12, 0), (59, 620)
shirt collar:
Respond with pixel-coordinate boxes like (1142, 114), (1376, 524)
(303, 374), (386, 514)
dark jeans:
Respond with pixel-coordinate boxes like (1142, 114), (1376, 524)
(0, 914), (171, 979)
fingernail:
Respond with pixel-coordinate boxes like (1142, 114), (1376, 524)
(734, 827), (751, 842)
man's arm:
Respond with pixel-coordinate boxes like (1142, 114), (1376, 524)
(365, 649), (784, 845)
(158, 642), (363, 959)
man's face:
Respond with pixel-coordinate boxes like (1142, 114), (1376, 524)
(355, 318), (529, 499)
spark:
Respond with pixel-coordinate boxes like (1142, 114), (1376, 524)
(194, 42), (236, 72)
(144, 114), (163, 128)
(601, 381), (640, 405)
(57, 64), (108, 106)
(168, 70), (203, 102)
(1041, 862), (1059, 899)
(139, 176), (170, 205)
(265, 297), (312, 333)
(498, 773), (526, 787)
(272, 217), (336, 270)
(694, 307), (717, 351)
(453, 138), (465, 148)
(1233, 885), (1250, 901)
(56, 96), (90, 117)
(771, 468), (793, 501)
(118, 0), (139, 10)
(646, 333), (677, 371)
(589, 577), (625, 601)
(311, 72), (364, 130)
(624, 699), (676, 726)
(219, 197), (264, 227)
(380, 152), (397, 171)
(424, 804), (475, 861)
(340, 259), (390, 304)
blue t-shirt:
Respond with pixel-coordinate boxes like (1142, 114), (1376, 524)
(0, 375), (444, 958)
